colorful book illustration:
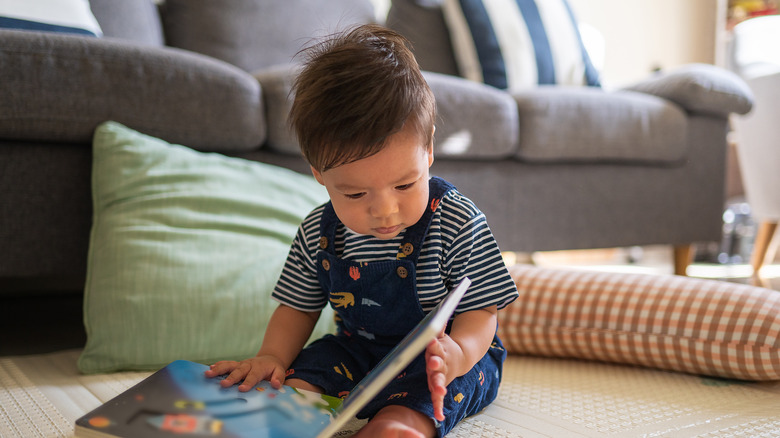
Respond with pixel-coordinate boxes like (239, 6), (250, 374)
(76, 278), (471, 438)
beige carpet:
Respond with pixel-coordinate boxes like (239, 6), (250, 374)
(2, 349), (780, 437)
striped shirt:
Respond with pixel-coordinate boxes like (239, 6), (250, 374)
(272, 187), (518, 315)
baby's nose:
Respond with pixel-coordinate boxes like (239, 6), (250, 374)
(371, 194), (399, 218)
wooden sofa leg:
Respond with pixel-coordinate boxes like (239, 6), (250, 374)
(673, 244), (694, 276)
(751, 221), (778, 284)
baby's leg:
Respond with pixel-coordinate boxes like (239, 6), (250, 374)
(284, 378), (324, 394)
(354, 405), (435, 438)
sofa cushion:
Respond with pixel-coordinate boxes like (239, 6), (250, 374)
(513, 87), (688, 164)
(441, 0), (600, 91)
(78, 122), (332, 373)
(499, 265), (780, 381)
(88, 0), (164, 46)
(0, 0), (102, 36)
(161, 0), (375, 73)
(386, 0), (462, 76)
(0, 30), (265, 151)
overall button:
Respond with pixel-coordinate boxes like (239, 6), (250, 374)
(319, 236), (328, 249)
(322, 259), (331, 271)
(396, 266), (408, 278)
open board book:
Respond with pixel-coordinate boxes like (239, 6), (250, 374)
(75, 278), (471, 438)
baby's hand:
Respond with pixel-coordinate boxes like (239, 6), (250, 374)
(204, 355), (286, 392)
(425, 333), (455, 422)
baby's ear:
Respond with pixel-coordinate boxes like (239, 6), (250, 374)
(310, 166), (325, 185)
(428, 126), (436, 166)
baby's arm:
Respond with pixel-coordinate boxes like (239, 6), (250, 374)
(425, 305), (498, 421)
(205, 304), (320, 391)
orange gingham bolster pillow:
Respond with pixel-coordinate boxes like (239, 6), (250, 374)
(498, 265), (780, 380)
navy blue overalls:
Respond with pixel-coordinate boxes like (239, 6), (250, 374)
(287, 177), (506, 436)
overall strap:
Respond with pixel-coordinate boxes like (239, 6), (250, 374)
(394, 177), (454, 263)
(316, 177), (455, 260)
(317, 202), (339, 255)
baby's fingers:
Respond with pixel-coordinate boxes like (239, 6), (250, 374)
(204, 357), (285, 392)
(430, 375), (446, 421)
(426, 355), (447, 422)
(426, 338), (444, 360)
(233, 361), (282, 392)
(209, 361), (256, 389)
(204, 361), (239, 378)
(236, 370), (263, 392)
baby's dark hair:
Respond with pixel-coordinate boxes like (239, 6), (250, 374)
(289, 24), (436, 172)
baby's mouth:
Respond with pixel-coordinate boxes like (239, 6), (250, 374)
(373, 225), (402, 236)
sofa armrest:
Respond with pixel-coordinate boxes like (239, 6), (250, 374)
(0, 29), (265, 151)
(623, 63), (753, 118)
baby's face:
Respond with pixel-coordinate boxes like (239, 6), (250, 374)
(311, 125), (434, 240)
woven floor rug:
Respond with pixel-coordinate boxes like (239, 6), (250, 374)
(2, 349), (780, 437)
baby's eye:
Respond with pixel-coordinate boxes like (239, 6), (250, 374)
(395, 182), (415, 191)
(345, 192), (366, 200)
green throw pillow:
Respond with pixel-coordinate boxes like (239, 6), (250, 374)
(78, 121), (331, 373)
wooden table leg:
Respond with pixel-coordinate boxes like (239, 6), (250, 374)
(673, 244), (694, 276)
(751, 221), (778, 285)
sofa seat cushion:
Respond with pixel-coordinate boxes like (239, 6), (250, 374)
(427, 72), (519, 159)
(513, 86), (688, 164)
(256, 67), (521, 160)
(0, 30), (265, 152)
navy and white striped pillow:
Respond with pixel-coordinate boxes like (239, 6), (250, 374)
(442, 0), (600, 91)
(0, 0), (102, 37)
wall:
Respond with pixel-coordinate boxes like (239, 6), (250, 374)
(567, 0), (723, 87)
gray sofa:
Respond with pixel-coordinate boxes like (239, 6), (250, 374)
(0, 0), (753, 304)
(385, 1), (755, 270)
